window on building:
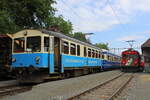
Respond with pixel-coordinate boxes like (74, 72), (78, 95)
(84, 47), (87, 57)
(62, 41), (69, 54)
(77, 45), (80, 56)
(88, 48), (91, 57)
(70, 43), (76, 55)
(44, 37), (49, 52)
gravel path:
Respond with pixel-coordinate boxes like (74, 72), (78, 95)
(0, 70), (121, 100)
(116, 72), (150, 100)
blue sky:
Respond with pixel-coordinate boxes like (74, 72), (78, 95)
(54, 0), (150, 54)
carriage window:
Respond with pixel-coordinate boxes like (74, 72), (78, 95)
(108, 56), (110, 60)
(62, 41), (69, 54)
(88, 48), (91, 57)
(44, 37), (49, 52)
(96, 51), (98, 58)
(92, 50), (95, 58)
(84, 47), (87, 57)
(27, 36), (41, 52)
(102, 54), (104, 59)
(77, 45), (80, 56)
(70, 43), (76, 55)
(99, 52), (101, 58)
(14, 37), (25, 53)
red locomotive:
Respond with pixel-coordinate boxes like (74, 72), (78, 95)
(121, 48), (144, 72)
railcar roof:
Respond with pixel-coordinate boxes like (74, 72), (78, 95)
(42, 29), (101, 50)
(101, 51), (120, 57)
(0, 34), (10, 38)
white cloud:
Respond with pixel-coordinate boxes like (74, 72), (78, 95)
(117, 35), (145, 41)
(54, 0), (150, 32)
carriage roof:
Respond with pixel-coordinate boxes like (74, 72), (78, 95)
(13, 29), (101, 51)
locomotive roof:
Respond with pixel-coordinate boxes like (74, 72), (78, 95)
(42, 29), (101, 50)
(122, 49), (140, 55)
(141, 38), (150, 48)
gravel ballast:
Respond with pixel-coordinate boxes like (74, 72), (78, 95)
(116, 73), (150, 100)
(1, 70), (121, 100)
(0, 80), (18, 88)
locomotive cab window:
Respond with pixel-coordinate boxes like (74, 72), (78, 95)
(27, 36), (41, 52)
(70, 43), (76, 55)
(14, 37), (25, 53)
(44, 37), (49, 52)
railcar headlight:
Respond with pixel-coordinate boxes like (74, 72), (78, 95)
(12, 58), (16, 62)
(35, 56), (40, 64)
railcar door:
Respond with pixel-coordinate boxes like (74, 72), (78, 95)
(54, 37), (61, 73)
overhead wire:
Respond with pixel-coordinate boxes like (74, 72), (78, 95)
(59, 0), (82, 31)
(106, 0), (128, 32)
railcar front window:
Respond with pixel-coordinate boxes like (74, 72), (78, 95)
(27, 36), (41, 52)
(14, 38), (25, 53)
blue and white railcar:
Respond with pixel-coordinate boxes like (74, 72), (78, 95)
(101, 50), (121, 70)
(11, 29), (104, 82)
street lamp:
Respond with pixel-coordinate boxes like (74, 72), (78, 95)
(83, 33), (94, 36)
(83, 33), (94, 43)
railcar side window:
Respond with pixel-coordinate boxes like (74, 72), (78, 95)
(84, 47), (87, 57)
(88, 48), (91, 57)
(92, 50), (95, 58)
(96, 50), (98, 58)
(44, 37), (49, 52)
(27, 36), (41, 52)
(77, 45), (80, 56)
(70, 43), (76, 55)
(99, 52), (101, 58)
(102, 54), (104, 59)
(14, 38), (25, 53)
(62, 41), (69, 54)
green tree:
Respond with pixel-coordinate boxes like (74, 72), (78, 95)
(47, 15), (73, 35)
(95, 43), (109, 50)
(0, 11), (19, 34)
(73, 32), (91, 43)
(0, 0), (56, 34)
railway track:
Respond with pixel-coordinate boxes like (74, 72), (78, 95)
(67, 73), (134, 100)
(0, 85), (33, 97)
